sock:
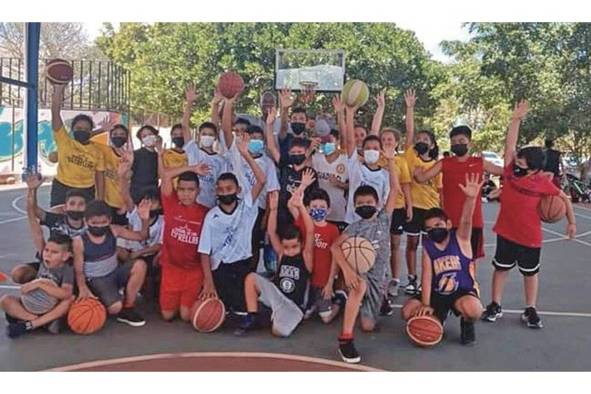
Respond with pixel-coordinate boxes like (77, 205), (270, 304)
(338, 332), (353, 341)
(392, 278), (400, 284)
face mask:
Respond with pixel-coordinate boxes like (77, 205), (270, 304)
(291, 122), (306, 135)
(322, 142), (336, 156)
(289, 154), (306, 166)
(66, 210), (84, 221)
(363, 149), (380, 164)
(414, 142), (429, 155)
(427, 227), (449, 243)
(87, 225), (109, 237)
(248, 139), (265, 156)
(149, 209), (162, 219)
(309, 208), (328, 222)
(200, 135), (215, 148)
(111, 136), (127, 148)
(355, 205), (377, 219)
(172, 137), (184, 148)
(512, 163), (528, 177)
(142, 134), (157, 147)
(450, 143), (468, 157)
(218, 193), (238, 205)
(73, 130), (91, 144)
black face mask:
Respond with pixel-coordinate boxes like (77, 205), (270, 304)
(73, 130), (91, 144)
(291, 122), (306, 135)
(512, 163), (528, 177)
(66, 210), (84, 221)
(451, 143), (469, 157)
(414, 142), (429, 155)
(87, 225), (109, 237)
(427, 227), (449, 243)
(172, 137), (185, 148)
(218, 193), (238, 205)
(355, 205), (377, 219)
(111, 136), (127, 148)
(289, 154), (307, 166)
(149, 209), (162, 219)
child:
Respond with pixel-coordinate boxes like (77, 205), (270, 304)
(481, 100), (577, 329)
(131, 125), (160, 203)
(161, 123), (188, 171)
(73, 200), (151, 327)
(330, 155), (399, 364)
(236, 189), (313, 337)
(1, 175), (74, 338)
(401, 173), (485, 345)
(198, 134), (267, 314)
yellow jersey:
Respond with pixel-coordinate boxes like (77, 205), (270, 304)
(162, 149), (188, 169)
(54, 126), (104, 188)
(95, 143), (124, 209)
(403, 147), (441, 209)
(378, 153), (412, 209)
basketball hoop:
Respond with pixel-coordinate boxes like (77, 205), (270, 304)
(299, 80), (319, 90)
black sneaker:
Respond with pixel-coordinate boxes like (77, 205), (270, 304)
(481, 302), (503, 322)
(379, 297), (394, 316)
(338, 337), (361, 364)
(522, 307), (543, 329)
(7, 320), (32, 338)
(460, 318), (476, 345)
(234, 313), (257, 336)
(404, 276), (419, 295)
(333, 290), (348, 308)
(117, 308), (146, 327)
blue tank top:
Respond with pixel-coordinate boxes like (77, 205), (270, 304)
(81, 230), (118, 278)
(423, 230), (475, 295)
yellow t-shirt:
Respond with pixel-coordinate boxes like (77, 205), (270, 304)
(54, 126), (104, 188)
(404, 147), (442, 210)
(162, 149), (188, 169)
(95, 143), (123, 209)
(379, 154), (412, 209)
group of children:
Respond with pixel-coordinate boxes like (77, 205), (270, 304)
(0, 76), (578, 365)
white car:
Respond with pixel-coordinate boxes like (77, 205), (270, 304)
(481, 151), (504, 168)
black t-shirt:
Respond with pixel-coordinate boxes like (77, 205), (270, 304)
(278, 165), (319, 209)
(131, 147), (159, 200)
(40, 212), (86, 238)
(275, 253), (310, 309)
(278, 134), (310, 166)
(544, 149), (561, 176)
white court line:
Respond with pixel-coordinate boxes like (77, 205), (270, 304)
(0, 216), (26, 225)
(574, 204), (591, 213)
(11, 195), (26, 215)
(0, 284), (19, 289)
(390, 304), (591, 319)
(542, 227), (591, 247)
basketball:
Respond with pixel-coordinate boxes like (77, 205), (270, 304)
(341, 236), (376, 274)
(341, 79), (369, 107)
(406, 315), (444, 347)
(217, 72), (244, 99)
(46, 59), (73, 85)
(67, 299), (107, 335)
(190, 298), (226, 333)
(538, 195), (566, 223)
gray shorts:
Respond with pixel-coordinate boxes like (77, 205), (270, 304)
(87, 262), (132, 308)
(359, 272), (387, 322)
(255, 274), (303, 337)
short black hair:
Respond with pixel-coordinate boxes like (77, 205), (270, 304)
(136, 124), (159, 140)
(449, 125), (472, 140)
(278, 224), (302, 242)
(199, 122), (218, 133)
(217, 172), (239, 187)
(246, 125), (264, 136)
(304, 188), (331, 208)
(353, 185), (379, 203)
(84, 200), (112, 221)
(178, 171), (200, 187)
(417, 130), (439, 160)
(235, 118), (251, 127)
(71, 114), (94, 130)
(544, 138), (554, 148)
(47, 232), (73, 252)
(517, 146), (546, 170)
(109, 124), (129, 137)
(291, 107), (307, 119)
(330, 129), (340, 139)
(362, 134), (382, 149)
(424, 207), (449, 224)
(289, 137), (309, 151)
(65, 189), (89, 203)
(170, 123), (183, 133)
(133, 186), (161, 205)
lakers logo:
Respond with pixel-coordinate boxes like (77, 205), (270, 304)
(336, 164), (345, 174)
(437, 273), (458, 295)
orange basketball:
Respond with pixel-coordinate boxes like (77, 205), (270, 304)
(406, 315), (444, 347)
(537, 195), (566, 223)
(190, 298), (226, 333)
(46, 59), (73, 85)
(67, 299), (107, 335)
(341, 236), (376, 274)
(217, 72), (244, 99)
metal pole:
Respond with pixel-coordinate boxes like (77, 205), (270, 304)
(23, 22), (40, 174)
(11, 98), (15, 172)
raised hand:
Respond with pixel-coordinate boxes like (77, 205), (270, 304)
(211, 88), (224, 106)
(25, 173), (44, 190)
(137, 198), (151, 220)
(381, 148), (395, 161)
(266, 106), (277, 125)
(375, 89), (386, 109)
(404, 88), (416, 108)
(237, 132), (251, 157)
(299, 86), (316, 105)
(300, 168), (316, 188)
(117, 153), (133, 178)
(190, 162), (210, 176)
(185, 84), (198, 103)
(332, 95), (345, 114)
(279, 89), (295, 110)
(289, 187), (305, 208)
(458, 173), (485, 198)
(512, 99), (529, 121)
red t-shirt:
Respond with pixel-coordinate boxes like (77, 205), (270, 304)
(442, 156), (484, 228)
(295, 216), (340, 288)
(493, 162), (560, 248)
(160, 191), (209, 270)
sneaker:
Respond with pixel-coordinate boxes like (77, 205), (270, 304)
(46, 319), (61, 335)
(333, 290), (348, 308)
(7, 321), (32, 338)
(338, 337), (361, 364)
(387, 279), (400, 298)
(460, 318), (476, 345)
(522, 307), (543, 329)
(234, 313), (257, 336)
(116, 308), (146, 327)
(481, 302), (503, 322)
(404, 276), (419, 295)
(379, 297), (394, 316)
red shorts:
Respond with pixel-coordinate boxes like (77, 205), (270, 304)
(159, 264), (203, 312)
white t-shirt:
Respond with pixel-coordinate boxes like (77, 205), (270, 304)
(345, 154), (390, 223)
(184, 139), (228, 208)
(198, 193), (260, 270)
(312, 152), (349, 223)
(224, 138), (279, 209)
(124, 208), (164, 252)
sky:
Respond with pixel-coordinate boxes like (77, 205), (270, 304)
(83, 22), (470, 63)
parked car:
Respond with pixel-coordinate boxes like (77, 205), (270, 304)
(481, 151), (504, 168)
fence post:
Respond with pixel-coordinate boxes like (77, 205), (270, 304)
(23, 22), (40, 174)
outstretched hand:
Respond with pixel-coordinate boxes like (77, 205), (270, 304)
(279, 89), (295, 110)
(266, 106), (277, 125)
(458, 173), (485, 198)
(332, 95), (345, 113)
(375, 89), (386, 109)
(512, 99), (529, 121)
(25, 173), (44, 190)
(404, 88), (416, 108)
(185, 84), (198, 103)
(300, 168), (316, 188)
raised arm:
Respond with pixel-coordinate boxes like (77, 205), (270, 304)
(279, 89), (294, 141)
(414, 160), (443, 183)
(265, 106), (281, 163)
(404, 89), (416, 150)
(210, 89), (223, 127)
(237, 134), (266, 201)
(345, 105), (357, 158)
(456, 173), (484, 243)
(221, 94), (238, 148)
(384, 152), (401, 215)
(112, 199), (151, 241)
(267, 191), (283, 256)
(505, 100), (529, 164)
(291, 188), (314, 273)
(182, 85), (198, 143)
(25, 173), (47, 223)
(51, 83), (66, 131)
(483, 159), (504, 176)
(370, 89), (385, 135)
(25, 176), (45, 256)
(332, 95), (346, 142)
(117, 148), (135, 212)
(161, 160), (210, 198)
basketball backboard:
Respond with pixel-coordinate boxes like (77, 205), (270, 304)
(274, 49), (345, 92)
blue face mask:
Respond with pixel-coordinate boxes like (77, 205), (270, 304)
(248, 139), (265, 156)
(322, 142), (336, 156)
(309, 208), (328, 222)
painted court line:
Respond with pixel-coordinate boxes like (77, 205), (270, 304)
(391, 304), (591, 319)
(542, 227), (591, 247)
(11, 195), (26, 215)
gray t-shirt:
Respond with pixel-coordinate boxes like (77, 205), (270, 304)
(20, 262), (74, 315)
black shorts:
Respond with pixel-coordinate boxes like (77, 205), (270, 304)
(327, 221), (348, 234)
(109, 205), (129, 226)
(390, 208), (407, 235)
(414, 289), (479, 323)
(213, 258), (251, 313)
(404, 207), (428, 236)
(50, 178), (95, 207)
(492, 235), (541, 276)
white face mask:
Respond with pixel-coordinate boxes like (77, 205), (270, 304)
(364, 149), (380, 164)
(142, 134), (157, 147)
(200, 135), (215, 148)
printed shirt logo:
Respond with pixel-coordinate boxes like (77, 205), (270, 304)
(170, 224), (199, 245)
(314, 233), (328, 249)
(279, 264), (301, 294)
(336, 163), (346, 174)
(66, 153), (96, 170)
